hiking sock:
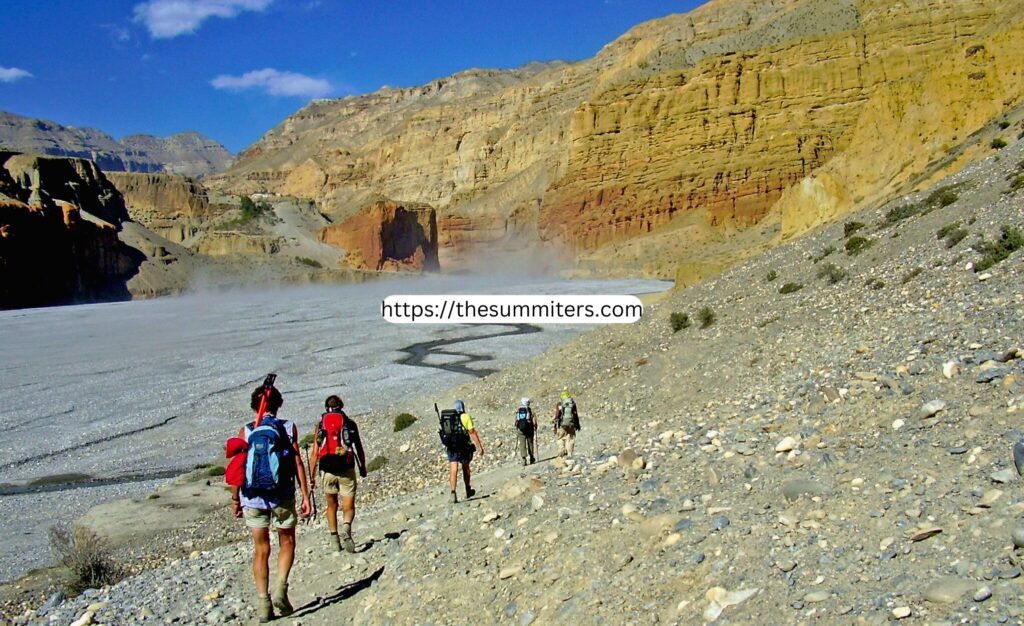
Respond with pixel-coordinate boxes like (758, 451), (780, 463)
(272, 582), (293, 617)
(329, 532), (341, 552)
(256, 594), (274, 623)
(342, 522), (355, 553)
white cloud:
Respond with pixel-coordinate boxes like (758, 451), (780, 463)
(0, 66), (32, 82)
(133, 0), (272, 39)
(211, 68), (332, 98)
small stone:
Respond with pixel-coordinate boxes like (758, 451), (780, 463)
(892, 606), (911, 619)
(943, 361), (960, 379)
(777, 560), (797, 573)
(782, 479), (829, 502)
(973, 586), (993, 602)
(991, 468), (1017, 484)
(499, 566), (521, 580)
(775, 436), (800, 453)
(70, 612), (95, 626)
(531, 495), (544, 510)
(709, 515), (730, 531)
(804, 590), (830, 603)
(918, 399), (947, 419)
(923, 578), (975, 603)
(892, 418), (905, 430)
(909, 526), (943, 542)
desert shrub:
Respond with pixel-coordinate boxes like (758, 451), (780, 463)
(845, 236), (872, 256)
(394, 413), (417, 432)
(367, 455), (388, 472)
(843, 221), (866, 237)
(765, 269), (778, 282)
(299, 432), (315, 449)
(1008, 175), (1024, 194)
(936, 222), (962, 240)
(901, 267), (924, 284)
(697, 306), (716, 329)
(812, 245), (836, 263)
(779, 282), (803, 295)
(973, 225), (1024, 272)
(49, 525), (123, 594)
(999, 121), (1011, 130)
(991, 137), (1008, 150)
(816, 262), (848, 284)
(296, 257), (322, 268)
(881, 184), (961, 228)
(944, 228), (969, 248)
(669, 312), (690, 332)
(237, 196), (272, 223)
(193, 463), (212, 470)
(927, 187), (959, 209)
(757, 314), (781, 328)
(881, 203), (920, 227)
(206, 466), (225, 477)
(865, 277), (886, 290)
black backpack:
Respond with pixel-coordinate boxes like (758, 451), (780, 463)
(515, 407), (534, 435)
(439, 409), (471, 450)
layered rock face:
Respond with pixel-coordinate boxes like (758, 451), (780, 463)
(106, 173), (210, 243)
(0, 111), (233, 177)
(318, 200), (439, 272)
(0, 152), (143, 308)
(211, 0), (1024, 277)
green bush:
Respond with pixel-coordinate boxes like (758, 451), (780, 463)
(845, 236), (872, 256)
(881, 203), (920, 227)
(943, 228), (969, 248)
(394, 413), (417, 432)
(865, 277), (885, 290)
(816, 262), (848, 285)
(779, 282), (803, 295)
(237, 195), (272, 223)
(296, 257), (322, 268)
(669, 312), (690, 332)
(974, 225), (1024, 272)
(936, 222), (961, 240)
(299, 432), (315, 449)
(49, 525), (123, 594)
(812, 245), (836, 263)
(991, 137), (1008, 150)
(1008, 175), (1024, 194)
(367, 455), (388, 472)
(697, 306), (716, 329)
(206, 466), (225, 477)
(999, 121), (1011, 130)
(843, 221), (866, 237)
(880, 184), (961, 228)
(765, 269), (778, 282)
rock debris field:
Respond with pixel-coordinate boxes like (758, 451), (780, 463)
(5, 143), (1024, 625)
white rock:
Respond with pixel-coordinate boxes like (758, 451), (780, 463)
(919, 399), (947, 419)
(892, 419), (905, 430)
(892, 606), (911, 619)
(703, 587), (759, 622)
(942, 361), (960, 379)
(775, 436), (799, 453)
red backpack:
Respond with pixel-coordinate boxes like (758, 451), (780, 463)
(318, 412), (354, 470)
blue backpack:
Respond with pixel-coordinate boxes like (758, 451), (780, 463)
(516, 407), (533, 434)
(245, 417), (291, 492)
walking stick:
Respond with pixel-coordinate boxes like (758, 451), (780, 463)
(303, 445), (319, 524)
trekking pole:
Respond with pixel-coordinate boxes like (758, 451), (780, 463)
(254, 373), (277, 428)
(303, 445), (318, 524)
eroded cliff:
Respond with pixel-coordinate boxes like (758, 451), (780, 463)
(318, 199), (439, 272)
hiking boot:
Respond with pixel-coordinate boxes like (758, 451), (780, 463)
(256, 594), (274, 623)
(342, 524), (355, 553)
(529, 456), (536, 465)
(272, 583), (293, 617)
(330, 532), (341, 552)
(465, 486), (476, 500)
(450, 490), (458, 504)
(520, 457), (528, 467)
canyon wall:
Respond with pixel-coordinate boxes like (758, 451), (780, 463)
(210, 0), (1024, 277)
(318, 199), (439, 272)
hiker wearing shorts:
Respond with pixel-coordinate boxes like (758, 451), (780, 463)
(444, 400), (484, 503)
(230, 384), (312, 623)
(514, 397), (537, 466)
(309, 395), (367, 554)
(553, 390), (581, 458)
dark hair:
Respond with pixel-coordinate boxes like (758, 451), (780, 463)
(251, 385), (283, 414)
(325, 395), (344, 410)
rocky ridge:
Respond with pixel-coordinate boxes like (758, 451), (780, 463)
(0, 111), (233, 178)
(10, 112), (1024, 625)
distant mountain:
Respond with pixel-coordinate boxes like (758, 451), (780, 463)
(0, 111), (233, 178)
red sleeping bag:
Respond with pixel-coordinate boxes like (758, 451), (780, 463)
(225, 436), (249, 487)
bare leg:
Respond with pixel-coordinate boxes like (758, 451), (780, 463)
(462, 462), (472, 493)
(276, 528), (296, 585)
(325, 493), (339, 534)
(341, 495), (356, 525)
(449, 461), (459, 491)
(250, 528), (271, 596)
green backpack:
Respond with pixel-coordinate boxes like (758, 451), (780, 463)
(559, 398), (577, 429)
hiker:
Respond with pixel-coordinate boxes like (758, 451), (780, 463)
(438, 399), (484, 503)
(553, 390), (581, 458)
(309, 395), (368, 554)
(514, 397), (537, 466)
(229, 383), (312, 623)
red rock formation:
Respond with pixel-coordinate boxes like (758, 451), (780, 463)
(319, 200), (439, 272)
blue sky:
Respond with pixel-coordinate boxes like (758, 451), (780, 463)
(0, 1), (701, 153)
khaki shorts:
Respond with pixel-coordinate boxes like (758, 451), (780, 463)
(243, 500), (298, 530)
(322, 467), (357, 498)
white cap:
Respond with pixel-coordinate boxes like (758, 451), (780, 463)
(521, 397), (530, 406)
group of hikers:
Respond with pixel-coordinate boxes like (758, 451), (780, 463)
(225, 374), (582, 622)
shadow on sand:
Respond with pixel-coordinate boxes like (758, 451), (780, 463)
(293, 566), (385, 617)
